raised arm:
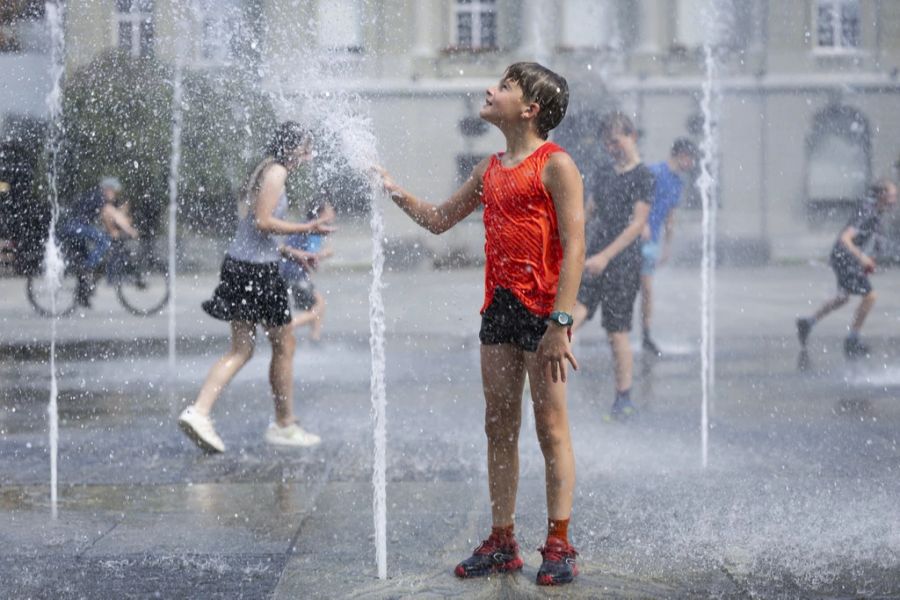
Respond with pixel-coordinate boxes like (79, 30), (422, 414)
(254, 164), (334, 235)
(379, 158), (488, 235)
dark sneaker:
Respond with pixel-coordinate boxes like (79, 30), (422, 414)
(844, 337), (870, 359)
(796, 318), (812, 347)
(608, 396), (637, 421)
(454, 533), (523, 578)
(642, 336), (663, 357)
(536, 537), (578, 586)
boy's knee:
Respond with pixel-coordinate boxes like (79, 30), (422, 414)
(484, 420), (518, 445)
(535, 418), (566, 450)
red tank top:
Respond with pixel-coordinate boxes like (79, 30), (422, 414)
(481, 141), (565, 317)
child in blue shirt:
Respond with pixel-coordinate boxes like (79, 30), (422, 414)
(279, 202), (334, 342)
(640, 138), (698, 356)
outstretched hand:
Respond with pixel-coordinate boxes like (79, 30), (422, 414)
(537, 326), (578, 383)
(373, 166), (403, 200)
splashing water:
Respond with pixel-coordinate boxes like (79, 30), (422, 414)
(265, 55), (389, 578)
(44, 0), (66, 519)
(167, 17), (187, 374)
(698, 0), (723, 469)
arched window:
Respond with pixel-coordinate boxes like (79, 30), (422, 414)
(806, 104), (871, 217)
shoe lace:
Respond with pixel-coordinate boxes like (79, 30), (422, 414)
(538, 540), (577, 563)
(474, 532), (515, 556)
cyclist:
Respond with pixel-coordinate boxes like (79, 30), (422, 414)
(58, 177), (138, 306)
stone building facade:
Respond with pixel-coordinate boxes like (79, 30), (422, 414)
(7, 0), (900, 263)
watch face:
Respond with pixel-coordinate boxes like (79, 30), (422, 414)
(559, 314), (570, 325)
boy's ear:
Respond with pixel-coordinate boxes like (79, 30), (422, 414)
(523, 101), (541, 119)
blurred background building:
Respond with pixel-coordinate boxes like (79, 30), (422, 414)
(2, 0), (899, 266)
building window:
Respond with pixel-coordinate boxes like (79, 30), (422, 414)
(114, 0), (154, 58)
(452, 0), (497, 50)
(191, 0), (239, 66)
(673, 0), (755, 52)
(815, 0), (860, 51)
(318, 0), (363, 53)
(806, 104), (871, 218)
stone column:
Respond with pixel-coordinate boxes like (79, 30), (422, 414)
(636, 0), (664, 53)
(413, 0), (437, 58)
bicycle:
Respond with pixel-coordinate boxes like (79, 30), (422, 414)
(27, 236), (169, 317)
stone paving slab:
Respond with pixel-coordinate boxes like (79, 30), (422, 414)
(4, 265), (900, 597)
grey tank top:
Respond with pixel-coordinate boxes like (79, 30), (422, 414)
(227, 192), (288, 264)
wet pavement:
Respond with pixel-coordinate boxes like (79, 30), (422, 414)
(3, 263), (900, 598)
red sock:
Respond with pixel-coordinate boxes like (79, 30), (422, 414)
(491, 523), (515, 542)
(547, 518), (569, 544)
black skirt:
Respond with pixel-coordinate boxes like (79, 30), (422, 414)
(202, 256), (292, 327)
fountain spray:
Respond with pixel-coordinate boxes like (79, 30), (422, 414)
(43, 0), (66, 519)
(699, 0), (723, 469)
(167, 7), (187, 374)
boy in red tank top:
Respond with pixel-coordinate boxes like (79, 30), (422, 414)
(379, 63), (585, 586)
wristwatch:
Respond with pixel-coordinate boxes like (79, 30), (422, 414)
(547, 311), (573, 328)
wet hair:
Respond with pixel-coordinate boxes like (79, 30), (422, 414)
(870, 178), (896, 199)
(502, 62), (569, 139)
(671, 138), (699, 159)
(264, 121), (310, 166)
(599, 111), (637, 139)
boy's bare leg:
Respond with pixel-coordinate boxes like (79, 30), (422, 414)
(194, 321), (256, 416)
(607, 331), (633, 392)
(264, 323), (297, 426)
(289, 294), (325, 341)
(812, 293), (849, 322)
(481, 343), (527, 527)
(640, 274), (653, 333)
(309, 292), (326, 341)
(851, 291), (876, 332)
(524, 352), (575, 521)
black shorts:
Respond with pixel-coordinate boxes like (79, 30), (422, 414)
(479, 287), (548, 352)
(831, 253), (872, 296)
(202, 256), (292, 327)
(577, 261), (640, 333)
(288, 278), (317, 312)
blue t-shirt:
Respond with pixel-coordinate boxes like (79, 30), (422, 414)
(279, 232), (323, 282)
(647, 162), (684, 243)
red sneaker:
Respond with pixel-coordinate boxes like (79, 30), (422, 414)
(536, 536), (578, 585)
(454, 532), (524, 578)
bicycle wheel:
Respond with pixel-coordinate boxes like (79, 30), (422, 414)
(26, 271), (79, 317)
(117, 262), (169, 316)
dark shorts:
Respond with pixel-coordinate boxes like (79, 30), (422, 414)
(831, 253), (872, 296)
(577, 261), (640, 333)
(202, 256), (291, 328)
(479, 287), (548, 352)
(288, 278), (317, 312)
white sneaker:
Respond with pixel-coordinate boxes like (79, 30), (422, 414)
(177, 406), (226, 453)
(264, 422), (321, 448)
